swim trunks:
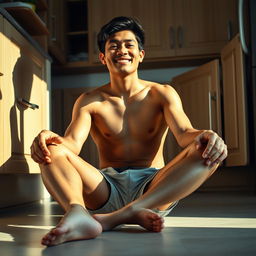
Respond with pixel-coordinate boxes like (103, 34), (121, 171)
(88, 167), (178, 217)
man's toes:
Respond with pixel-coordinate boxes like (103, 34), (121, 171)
(152, 218), (163, 225)
(52, 225), (68, 235)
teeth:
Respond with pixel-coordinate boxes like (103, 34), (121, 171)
(116, 59), (131, 63)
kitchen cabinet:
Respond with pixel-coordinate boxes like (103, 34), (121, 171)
(171, 34), (248, 167)
(0, 16), (50, 173)
(1, 0), (49, 50)
(88, 0), (134, 63)
(221, 34), (248, 166)
(132, 0), (238, 59)
(47, 0), (66, 64)
(171, 60), (222, 135)
(52, 0), (238, 69)
(173, 0), (238, 57)
(132, 0), (176, 59)
(0, 15), (4, 169)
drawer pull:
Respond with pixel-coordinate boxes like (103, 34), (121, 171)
(17, 98), (39, 110)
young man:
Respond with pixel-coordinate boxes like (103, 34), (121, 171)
(31, 17), (227, 246)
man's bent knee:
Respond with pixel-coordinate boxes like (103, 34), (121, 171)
(46, 144), (69, 162)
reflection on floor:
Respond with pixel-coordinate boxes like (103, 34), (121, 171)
(0, 192), (256, 256)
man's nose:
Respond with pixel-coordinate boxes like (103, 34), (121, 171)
(117, 45), (128, 55)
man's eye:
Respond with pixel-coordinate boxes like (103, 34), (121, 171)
(110, 45), (118, 49)
(127, 44), (134, 48)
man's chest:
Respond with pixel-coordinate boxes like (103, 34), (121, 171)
(91, 98), (165, 139)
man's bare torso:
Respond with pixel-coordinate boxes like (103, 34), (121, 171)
(82, 80), (170, 169)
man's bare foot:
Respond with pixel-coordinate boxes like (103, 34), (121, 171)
(93, 207), (164, 232)
(41, 204), (102, 246)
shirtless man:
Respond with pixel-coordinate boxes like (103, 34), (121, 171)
(31, 17), (227, 246)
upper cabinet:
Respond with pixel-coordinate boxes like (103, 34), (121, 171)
(50, 0), (238, 69)
(1, 0), (49, 50)
(131, 0), (176, 59)
(47, 0), (66, 64)
(173, 0), (238, 57)
(88, 0), (134, 63)
(132, 0), (238, 59)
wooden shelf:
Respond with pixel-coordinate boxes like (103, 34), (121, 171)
(5, 6), (48, 36)
(67, 31), (88, 36)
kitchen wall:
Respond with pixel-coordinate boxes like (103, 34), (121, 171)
(52, 67), (195, 89)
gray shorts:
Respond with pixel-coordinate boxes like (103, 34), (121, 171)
(88, 167), (178, 217)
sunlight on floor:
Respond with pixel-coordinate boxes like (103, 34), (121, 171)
(164, 216), (256, 228)
(0, 232), (14, 242)
(7, 224), (54, 230)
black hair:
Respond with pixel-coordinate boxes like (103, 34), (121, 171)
(97, 16), (145, 54)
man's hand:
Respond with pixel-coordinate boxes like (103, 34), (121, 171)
(195, 130), (228, 166)
(30, 130), (63, 164)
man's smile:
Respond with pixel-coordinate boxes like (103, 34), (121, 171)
(114, 57), (132, 64)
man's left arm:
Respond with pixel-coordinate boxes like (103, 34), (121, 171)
(161, 85), (228, 166)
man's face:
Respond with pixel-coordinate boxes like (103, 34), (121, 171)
(99, 30), (145, 75)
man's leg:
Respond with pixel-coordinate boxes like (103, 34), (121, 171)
(94, 142), (218, 230)
(40, 144), (109, 246)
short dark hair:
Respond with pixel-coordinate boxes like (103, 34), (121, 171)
(97, 16), (145, 54)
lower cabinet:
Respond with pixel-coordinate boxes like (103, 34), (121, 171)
(0, 17), (50, 173)
(171, 34), (248, 167)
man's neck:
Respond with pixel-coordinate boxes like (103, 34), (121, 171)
(109, 72), (144, 98)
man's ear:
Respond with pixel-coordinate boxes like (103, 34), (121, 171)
(99, 52), (106, 65)
(139, 50), (145, 63)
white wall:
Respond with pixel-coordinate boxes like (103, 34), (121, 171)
(52, 67), (195, 89)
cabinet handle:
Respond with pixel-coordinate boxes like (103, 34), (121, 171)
(0, 72), (3, 76)
(17, 98), (39, 110)
(208, 92), (217, 130)
(169, 26), (175, 49)
(51, 15), (57, 41)
(177, 26), (183, 48)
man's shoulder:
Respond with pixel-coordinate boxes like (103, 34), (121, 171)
(74, 84), (109, 111)
(78, 84), (109, 102)
(146, 81), (178, 98)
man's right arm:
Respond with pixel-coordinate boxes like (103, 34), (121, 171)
(31, 93), (92, 164)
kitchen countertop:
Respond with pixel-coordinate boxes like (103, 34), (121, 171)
(0, 7), (52, 61)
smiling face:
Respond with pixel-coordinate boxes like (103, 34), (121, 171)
(99, 30), (145, 76)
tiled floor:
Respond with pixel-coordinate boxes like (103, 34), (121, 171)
(0, 192), (256, 256)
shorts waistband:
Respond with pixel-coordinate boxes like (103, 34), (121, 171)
(112, 167), (157, 173)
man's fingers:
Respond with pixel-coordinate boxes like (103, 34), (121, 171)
(31, 144), (46, 164)
(38, 133), (51, 156)
(202, 133), (217, 158)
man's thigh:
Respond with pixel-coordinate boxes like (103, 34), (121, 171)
(48, 144), (110, 210)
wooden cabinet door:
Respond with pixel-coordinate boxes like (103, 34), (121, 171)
(1, 19), (47, 173)
(171, 60), (222, 135)
(0, 15), (4, 170)
(132, 0), (176, 59)
(175, 0), (238, 57)
(48, 0), (66, 64)
(88, 0), (134, 63)
(221, 34), (248, 166)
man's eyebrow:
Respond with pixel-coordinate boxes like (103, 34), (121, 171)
(108, 39), (136, 43)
